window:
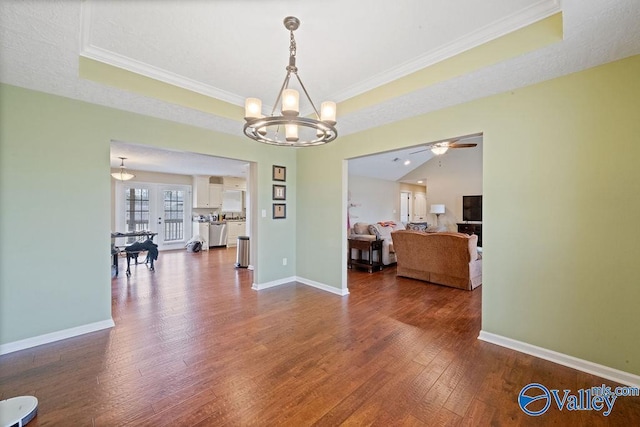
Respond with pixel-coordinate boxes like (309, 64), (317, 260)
(125, 187), (150, 243)
(163, 190), (185, 241)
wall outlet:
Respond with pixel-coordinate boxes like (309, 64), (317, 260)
(282, 258), (287, 266)
(261, 209), (266, 218)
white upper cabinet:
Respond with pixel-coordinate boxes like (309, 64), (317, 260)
(209, 184), (223, 208)
(193, 176), (211, 208)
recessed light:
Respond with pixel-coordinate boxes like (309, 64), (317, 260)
(404, 160), (411, 166)
(417, 180), (423, 184)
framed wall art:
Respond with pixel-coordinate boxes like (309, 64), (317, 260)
(273, 203), (286, 219)
(272, 165), (286, 181)
(273, 184), (286, 201)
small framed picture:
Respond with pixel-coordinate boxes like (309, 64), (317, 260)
(273, 203), (286, 219)
(273, 184), (286, 200)
(273, 165), (286, 182)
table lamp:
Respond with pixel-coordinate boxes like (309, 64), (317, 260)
(430, 204), (445, 226)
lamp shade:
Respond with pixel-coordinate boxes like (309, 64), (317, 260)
(320, 101), (337, 125)
(111, 170), (135, 181)
(244, 98), (262, 120)
(281, 89), (299, 116)
(430, 204), (445, 214)
(111, 157), (135, 181)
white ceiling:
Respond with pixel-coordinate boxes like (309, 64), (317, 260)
(1, 0), (639, 178)
(110, 141), (248, 177)
(348, 135), (483, 182)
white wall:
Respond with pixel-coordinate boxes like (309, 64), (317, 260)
(402, 142), (482, 230)
(347, 175), (400, 225)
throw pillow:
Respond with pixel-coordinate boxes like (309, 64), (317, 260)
(353, 222), (369, 235)
(406, 222), (428, 232)
(368, 224), (382, 240)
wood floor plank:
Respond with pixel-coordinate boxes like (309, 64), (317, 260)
(1, 248), (638, 426)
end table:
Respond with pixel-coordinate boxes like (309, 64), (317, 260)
(348, 238), (383, 272)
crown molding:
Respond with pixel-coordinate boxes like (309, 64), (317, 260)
(79, 0), (245, 107)
(332, 0), (561, 103)
(78, 0), (560, 111)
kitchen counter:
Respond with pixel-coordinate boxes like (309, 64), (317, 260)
(193, 220), (242, 224)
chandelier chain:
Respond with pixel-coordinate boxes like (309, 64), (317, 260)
(289, 30), (296, 59)
(242, 16), (337, 146)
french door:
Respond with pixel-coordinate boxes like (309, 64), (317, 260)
(115, 182), (192, 251)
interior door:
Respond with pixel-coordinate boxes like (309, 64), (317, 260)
(414, 192), (427, 221)
(400, 191), (411, 223)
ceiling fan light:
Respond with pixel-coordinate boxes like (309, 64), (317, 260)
(431, 146), (448, 155)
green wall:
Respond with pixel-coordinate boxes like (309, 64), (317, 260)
(296, 55), (640, 374)
(3, 54), (639, 375)
(0, 84), (296, 345)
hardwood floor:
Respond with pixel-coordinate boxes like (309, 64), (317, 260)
(1, 248), (638, 426)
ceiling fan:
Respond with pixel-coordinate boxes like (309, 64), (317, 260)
(410, 138), (478, 156)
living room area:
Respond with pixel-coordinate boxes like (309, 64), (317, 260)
(347, 134), (483, 290)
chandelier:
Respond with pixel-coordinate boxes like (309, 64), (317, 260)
(111, 157), (135, 181)
(243, 17), (337, 147)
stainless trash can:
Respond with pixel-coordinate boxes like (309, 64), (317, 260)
(235, 236), (249, 268)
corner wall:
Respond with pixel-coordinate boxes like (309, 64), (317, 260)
(0, 84), (297, 348)
(296, 55), (640, 375)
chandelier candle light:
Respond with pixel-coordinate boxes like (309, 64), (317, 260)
(243, 16), (337, 147)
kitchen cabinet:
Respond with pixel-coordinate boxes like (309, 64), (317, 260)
(223, 177), (246, 191)
(209, 184), (223, 208)
(192, 222), (209, 250)
(226, 221), (246, 246)
(193, 176), (211, 208)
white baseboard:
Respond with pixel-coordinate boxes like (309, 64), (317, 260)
(0, 319), (115, 356)
(478, 330), (640, 388)
(295, 276), (350, 296)
(252, 276), (349, 296)
(252, 276), (297, 291)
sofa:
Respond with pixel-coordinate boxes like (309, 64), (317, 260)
(349, 222), (405, 265)
(391, 230), (482, 290)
